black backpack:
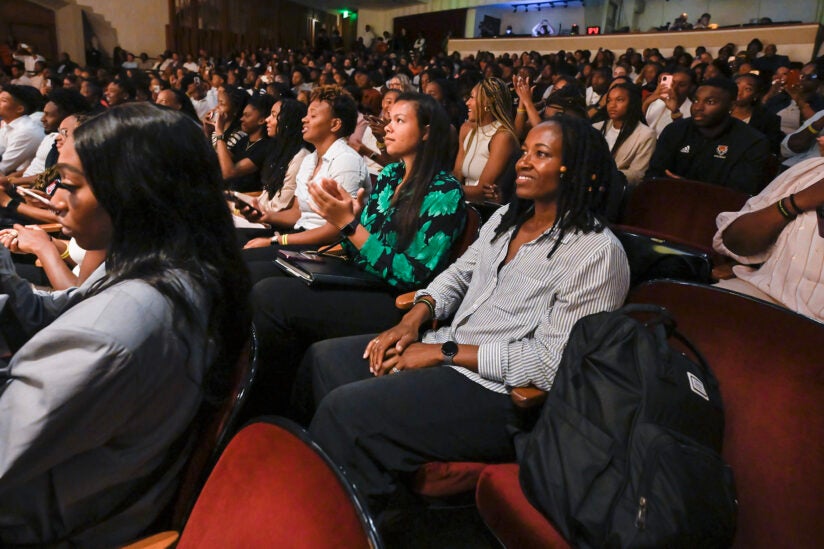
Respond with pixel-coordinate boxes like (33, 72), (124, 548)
(519, 304), (737, 548)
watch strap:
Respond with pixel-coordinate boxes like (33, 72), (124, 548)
(340, 217), (359, 236)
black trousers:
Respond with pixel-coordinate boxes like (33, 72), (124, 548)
(248, 277), (402, 418)
(306, 334), (518, 512)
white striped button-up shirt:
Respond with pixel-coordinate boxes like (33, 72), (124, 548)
(418, 206), (630, 395)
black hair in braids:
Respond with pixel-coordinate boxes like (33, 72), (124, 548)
(492, 115), (616, 259)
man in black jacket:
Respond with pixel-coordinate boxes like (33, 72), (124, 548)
(646, 78), (770, 194)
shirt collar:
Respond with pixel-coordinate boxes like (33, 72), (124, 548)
(321, 137), (349, 162)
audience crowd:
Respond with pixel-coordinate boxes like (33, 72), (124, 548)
(1, 30), (823, 545)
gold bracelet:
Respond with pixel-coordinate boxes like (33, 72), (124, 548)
(281, 233), (288, 246)
(60, 246), (70, 260)
(517, 108), (527, 113)
(808, 124), (819, 135)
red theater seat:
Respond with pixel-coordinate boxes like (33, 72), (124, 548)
(125, 418), (381, 548)
(477, 281), (824, 548)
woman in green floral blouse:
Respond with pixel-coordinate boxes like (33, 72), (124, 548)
(250, 92), (468, 416)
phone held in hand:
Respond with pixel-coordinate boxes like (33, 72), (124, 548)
(660, 74), (673, 91)
(17, 187), (51, 206)
(226, 191), (261, 215)
(785, 69), (801, 87)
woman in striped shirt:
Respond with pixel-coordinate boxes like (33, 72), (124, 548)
(306, 116), (630, 512)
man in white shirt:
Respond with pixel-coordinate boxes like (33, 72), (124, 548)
(180, 73), (215, 121)
(0, 86), (45, 175)
(9, 62), (33, 87)
(182, 54), (199, 72)
(643, 69), (693, 136)
(120, 53), (139, 69)
(20, 88), (89, 179)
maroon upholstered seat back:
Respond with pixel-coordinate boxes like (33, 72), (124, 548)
(170, 331), (258, 527)
(629, 281), (824, 548)
(448, 205), (482, 263)
(620, 178), (750, 252)
(177, 418), (381, 548)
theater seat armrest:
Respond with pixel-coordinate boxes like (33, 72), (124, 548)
(37, 223), (63, 233)
(711, 261), (737, 281)
(119, 531), (180, 549)
(511, 386), (547, 408)
(395, 291), (417, 310)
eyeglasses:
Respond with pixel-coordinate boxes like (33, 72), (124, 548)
(46, 173), (68, 197)
(801, 73), (819, 80)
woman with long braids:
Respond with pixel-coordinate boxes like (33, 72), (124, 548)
(592, 82), (657, 186)
(304, 116), (630, 513)
(0, 104), (250, 546)
(454, 77), (520, 203)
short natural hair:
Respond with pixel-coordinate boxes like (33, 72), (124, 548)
(309, 85), (358, 138)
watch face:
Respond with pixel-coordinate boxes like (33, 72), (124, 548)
(442, 340), (458, 357)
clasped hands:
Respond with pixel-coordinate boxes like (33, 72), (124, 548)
(363, 321), (442, 377)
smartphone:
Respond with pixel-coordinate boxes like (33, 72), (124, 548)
(17, 187), (51, 206)
(226, 191), (261, 215)
(278, 249), (326, 263)
(785, 69), (801, 87)
(660, 74), (673, 90)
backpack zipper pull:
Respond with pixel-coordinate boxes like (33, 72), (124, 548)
(635, 496), (647, 530)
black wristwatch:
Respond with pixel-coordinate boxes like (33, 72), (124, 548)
(340, 217), (359, 236)
(441, 341), (458, 365)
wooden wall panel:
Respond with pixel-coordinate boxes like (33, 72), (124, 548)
(0, 0), (57, 61)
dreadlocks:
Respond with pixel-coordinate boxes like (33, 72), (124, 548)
(492, 115), (618, 259)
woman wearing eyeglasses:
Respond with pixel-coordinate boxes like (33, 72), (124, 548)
(0, 103), (251, 547)
(0, 114), (106, 289)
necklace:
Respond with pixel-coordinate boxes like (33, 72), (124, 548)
(245, 137), (263, 152)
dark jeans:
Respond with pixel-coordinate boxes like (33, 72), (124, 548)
(306, 334), (518, 512)
(247, 277), (402, 419)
